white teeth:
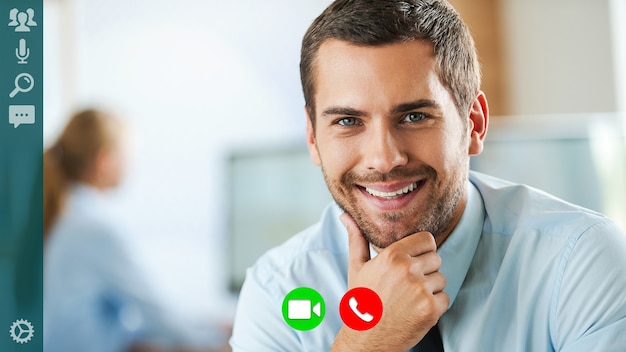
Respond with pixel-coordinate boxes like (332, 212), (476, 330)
(365, 182), (419, 199)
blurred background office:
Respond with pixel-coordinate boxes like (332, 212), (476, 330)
(43, 109), (228, 351)
(42, 0), (626, 346)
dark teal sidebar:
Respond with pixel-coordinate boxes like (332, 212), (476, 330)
(0, 0), (43, 351)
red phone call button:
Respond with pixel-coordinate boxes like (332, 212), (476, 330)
(339, 287), (383, 331)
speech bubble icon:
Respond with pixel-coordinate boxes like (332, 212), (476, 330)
(9, 105), (35, 128)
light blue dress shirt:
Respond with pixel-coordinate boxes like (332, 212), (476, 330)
(44, 184), (197, 352)
(230, 171), (626, 351)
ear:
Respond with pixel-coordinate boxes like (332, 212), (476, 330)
(93, 149), (107, 173)
(467, 91), (489, 156)
(87, 149), (109, 189)
(305, 107), (321, 166)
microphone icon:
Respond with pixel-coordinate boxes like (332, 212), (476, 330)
(16, 38), (30, 64)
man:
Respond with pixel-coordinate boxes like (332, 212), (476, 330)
(230, 0), (626, 350)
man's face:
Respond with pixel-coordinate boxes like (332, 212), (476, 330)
(306, 39), (485, 248)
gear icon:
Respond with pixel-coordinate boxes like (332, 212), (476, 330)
(10, 319), (34, 344)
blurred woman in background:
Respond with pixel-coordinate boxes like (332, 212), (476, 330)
(43, 109), (226, 352)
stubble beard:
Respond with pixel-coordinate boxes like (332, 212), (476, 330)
(323, 164), (466, 248)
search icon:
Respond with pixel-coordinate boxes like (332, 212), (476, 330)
(9, 73), (34, 98)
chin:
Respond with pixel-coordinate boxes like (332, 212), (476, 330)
(357, 214), (421, 249)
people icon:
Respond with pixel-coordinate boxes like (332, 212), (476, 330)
(8, 8), (18, 26)
(26, 9), (37, 26)
(8, 8), (37, 33)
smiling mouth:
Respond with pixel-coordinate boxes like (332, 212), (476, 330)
(363, 180), (425, 200)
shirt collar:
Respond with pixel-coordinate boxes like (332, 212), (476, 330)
(437, 181), (485, 307)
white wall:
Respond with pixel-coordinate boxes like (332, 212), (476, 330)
(501, 0), (618, 115)
(44, 0), (333, 324)
(610, 0), (626, 112)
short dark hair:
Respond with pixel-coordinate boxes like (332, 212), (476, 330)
(300, 0), (480, 122)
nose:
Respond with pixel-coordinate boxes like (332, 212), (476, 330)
(362, 122), (408, 173)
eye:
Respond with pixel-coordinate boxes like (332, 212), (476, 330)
(336, 117), (358, 127)
(402, 112), (427, 123)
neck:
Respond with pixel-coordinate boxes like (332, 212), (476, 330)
(435, 187), (468, 248)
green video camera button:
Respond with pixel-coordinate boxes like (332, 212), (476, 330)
(282, 287), (326, 331)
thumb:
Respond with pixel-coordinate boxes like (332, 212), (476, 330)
(340, 212), (370, 275)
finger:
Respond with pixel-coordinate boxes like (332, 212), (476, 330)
(424, 271), (447, 294)
(416, 289), (450, 331)
(433, 290), (451, 317)
(410, 251), (442, 276)
(340, 212), (371, 273)
(390, 231), (437, 257)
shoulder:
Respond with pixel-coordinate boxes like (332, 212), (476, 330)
(248, 203), (349, 290)
(231, 203), (348, 350)
(467, 172), (626, 348)
(552, 214), (626, 348)
(46, 189), (131, 265)
(53, 186), (128, 239)
(469, 171), (609, 238)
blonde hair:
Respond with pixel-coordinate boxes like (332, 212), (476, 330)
(44, 109), (122, 237)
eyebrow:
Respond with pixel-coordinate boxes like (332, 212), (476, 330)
(321, 107), (366, 117)
(320, 99), (442, 118)
(391, 99), (442, 114)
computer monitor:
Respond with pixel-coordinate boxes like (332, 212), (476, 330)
(227, 145), (332, 292)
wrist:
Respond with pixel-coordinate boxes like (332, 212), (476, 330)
(331, 326), (407, 352)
